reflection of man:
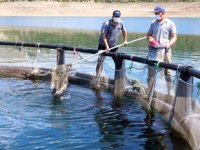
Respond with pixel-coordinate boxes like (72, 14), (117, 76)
(147, 6), (177, 95)
(94, 92), (130, 148)
(95, 10), (127, 79)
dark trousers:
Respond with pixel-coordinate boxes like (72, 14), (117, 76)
(96, 44), (118, 77)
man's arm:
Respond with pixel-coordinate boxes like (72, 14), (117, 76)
(122, 30), (127, 45)
(101, 33), (109, 51)
(166, 21), (177, 49)
(166, 33), (177, 49)
(147, 22), (157, 44)
(100, 21), (110, 51)
(147, 32), (154, 43)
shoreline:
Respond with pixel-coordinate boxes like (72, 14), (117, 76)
(0, 2), (200, 18)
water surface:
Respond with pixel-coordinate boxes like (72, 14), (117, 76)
(0, 78), (191, 150)
(0, 16), (200, 34)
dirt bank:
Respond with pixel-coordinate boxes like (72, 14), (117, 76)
(0, 1), (200, 17)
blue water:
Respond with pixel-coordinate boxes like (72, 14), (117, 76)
(0, 78), (190, 149)
(0, 16), (200, 35)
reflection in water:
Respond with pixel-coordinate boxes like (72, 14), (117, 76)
(95, 93), (130, 149)
(50, 99), (69, 129)
(94, 92), (191, 150)
(143, 112), (167, 150)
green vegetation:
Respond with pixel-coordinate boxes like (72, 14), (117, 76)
(175, 34), (200, 51)
(1, 28), (99, 48)
(1, 27), (200, 52)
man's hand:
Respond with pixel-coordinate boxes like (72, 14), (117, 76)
(124, 40), (128, 46)
(148, 36), (159, 46)
(148, 36), (155, 43)
(105, 45), (110, 52)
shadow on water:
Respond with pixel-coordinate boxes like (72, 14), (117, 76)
(95, 92), (131, 149)
(93, 91), (191, 150)
(143, 112), (191, 150)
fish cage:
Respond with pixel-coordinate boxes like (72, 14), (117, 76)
(0, 40), (200, 150)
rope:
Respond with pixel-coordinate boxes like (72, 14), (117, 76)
(196, 82), (200, 89)
(30, 48), (41, 76)
(127, 61), (133, 79)
(128, 55), (148, 70)
(172, 64), (182, 88)
(34, 48), (40, 70)
(72, 47), (97, 64)
(154, 61), (161, 70)
(73, 47), (78, 55)
(37, 43), (41, 48)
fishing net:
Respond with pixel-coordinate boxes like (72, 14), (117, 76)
(1, 43), (200, 112)
(51, 65), (70, 98)
(0, 46), (83, 67)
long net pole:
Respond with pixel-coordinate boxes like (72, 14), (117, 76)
(71, 36), (147, 65)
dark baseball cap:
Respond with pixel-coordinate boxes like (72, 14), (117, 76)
(154, 6), (165, 13)
(113, 10), (121, 17)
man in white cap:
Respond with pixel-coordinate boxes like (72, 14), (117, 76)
(93, 10), (127, 89)
(147, 6), (177, 95)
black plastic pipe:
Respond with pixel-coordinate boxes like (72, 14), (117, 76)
(104, 52), (200, 79)
(0, 41), (98, 54)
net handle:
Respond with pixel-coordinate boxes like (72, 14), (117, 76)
(71, 36), (146, 65)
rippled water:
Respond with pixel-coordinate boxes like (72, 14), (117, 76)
(0, 78), (191, 149)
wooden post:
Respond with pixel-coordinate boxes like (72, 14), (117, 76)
(113, 53), (128, 98)
(57, 48), (65, 65)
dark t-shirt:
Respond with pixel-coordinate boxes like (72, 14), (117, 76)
(98, 19), (126, 48)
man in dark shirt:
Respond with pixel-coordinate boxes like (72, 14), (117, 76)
(95, 10), (127, 79)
